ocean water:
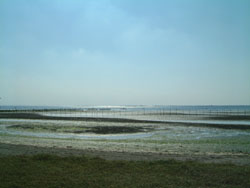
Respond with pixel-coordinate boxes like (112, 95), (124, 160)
(1, 105), (250, 113)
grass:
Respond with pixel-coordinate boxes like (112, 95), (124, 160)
(0, 155), (250, 188)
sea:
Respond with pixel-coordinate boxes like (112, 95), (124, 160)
(0, 105), (250, 114)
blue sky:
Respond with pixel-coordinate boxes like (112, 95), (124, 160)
(0, 0), (250, 106)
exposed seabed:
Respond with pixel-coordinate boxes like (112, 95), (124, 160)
(0, 112), (250, 165)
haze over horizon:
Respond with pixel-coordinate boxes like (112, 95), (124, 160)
(1, 0), (250, 106)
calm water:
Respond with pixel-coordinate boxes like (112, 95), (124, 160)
(1, 105), (250, 113)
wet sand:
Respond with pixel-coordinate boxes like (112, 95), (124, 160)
(0, 112), (164, 123)
(1, 112), (250, 130)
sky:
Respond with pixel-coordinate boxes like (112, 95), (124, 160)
(0, 0), (250, 106)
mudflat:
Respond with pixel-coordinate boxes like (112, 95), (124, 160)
(1, 112), (250, 165)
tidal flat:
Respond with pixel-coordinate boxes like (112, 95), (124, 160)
(0, 112), (250, 165)
(1, 112), (250, 187)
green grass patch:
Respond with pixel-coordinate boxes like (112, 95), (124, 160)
(0, 155), (250, 188)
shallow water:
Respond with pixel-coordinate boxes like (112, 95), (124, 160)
(164, 119), (250, 125)
(23, 111), (247, 126)
(0, 127), (154, 140)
